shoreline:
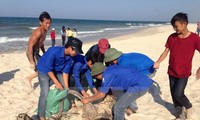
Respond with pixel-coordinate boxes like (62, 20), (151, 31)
(1, 23), (200, 120)
(0, 25), (166, 54)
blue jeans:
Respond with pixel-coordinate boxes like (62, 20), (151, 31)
(113, 88), (148, 120)
(169, 75), (192, 115)
(37, 71), (64, 118)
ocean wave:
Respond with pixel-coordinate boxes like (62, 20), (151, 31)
(78, 30), (104, 34)
(103, 26), (136, 31)
(28, 27), (37, 30)
(126, 23), (132, 26)
(147, 24), (163, 27)
(0, 37), (29, 43)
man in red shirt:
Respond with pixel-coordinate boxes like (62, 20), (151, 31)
(154, 12), (200, 119)
(50, 28), (56, 46)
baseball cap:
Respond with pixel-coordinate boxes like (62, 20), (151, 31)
(65, 38), (83, 54)
(98, 38), (109, 54)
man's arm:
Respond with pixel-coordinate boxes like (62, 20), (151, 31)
(27, 30), (41, 65)
(153, 48), (170, 69)
(62, 73), (69, 89)
(41, 44), (45, 53)
(48, 72), (63, 90)
(81, 91), (106, 104)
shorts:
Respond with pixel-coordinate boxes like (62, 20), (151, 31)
(198, 29), (200, 33)
(26, 49), (41, 71)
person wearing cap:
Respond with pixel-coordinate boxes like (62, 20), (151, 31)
(36, 38), (83, 120)
(50, 28), (56, 46)
(81, 62), (154, 120)
(104, 48), (155, 77)
(85, 38), (110, 68)
(69, 54), (98, 98)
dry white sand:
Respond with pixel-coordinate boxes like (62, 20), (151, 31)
(0, 24), (200, 120)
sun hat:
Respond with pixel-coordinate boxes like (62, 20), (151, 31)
(104, 48), (123, 63)
(65, 38), (83, 54)
(91, 62), (106, 76)
(98, 38), (109, 54)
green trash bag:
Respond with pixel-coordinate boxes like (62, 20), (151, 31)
(45, 88), (70, 118)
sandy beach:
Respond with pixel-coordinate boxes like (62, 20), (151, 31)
(0, 24), (200, 120)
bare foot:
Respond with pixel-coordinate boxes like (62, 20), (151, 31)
(125, 108), (136, 116)
(186, 108), (193, 119)
(25, 77), (33, 88)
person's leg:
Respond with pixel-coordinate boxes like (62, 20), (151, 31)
(113, 89), (148, 120)
(169, 76), (183, 110)
(25, 72), (38, 88)
(62, 37), (65, 46)
(173, 77), (192, 109)
(173, 77), (192, 118)
(37, 71), (50, 119)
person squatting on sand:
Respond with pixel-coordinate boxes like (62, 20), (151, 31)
(103, 48), (156, 113)
(81, 62), (154, 120)
(26, 11), (51, 88)
(154, 12), (200, 119)
(85, 38), (110, 68)
(36, 38), (83, 120)
(69, 54), (98, 98)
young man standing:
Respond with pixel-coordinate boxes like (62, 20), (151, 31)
(81, 62), (153, 120)
(154, 12), (200, 119)
(26, 11), (51, 88)
(37, 38), (83, 120)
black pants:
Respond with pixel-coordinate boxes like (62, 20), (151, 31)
(169, 75), (192, 113)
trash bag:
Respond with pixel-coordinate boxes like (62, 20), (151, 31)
(45, 89), (70, 118)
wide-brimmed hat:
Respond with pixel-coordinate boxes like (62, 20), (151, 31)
(98, 38), (109, 54)
(104, 48), (122, 62)
(65, 38), (83, 54)
(91, 62), (106, 76)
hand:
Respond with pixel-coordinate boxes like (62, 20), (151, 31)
(81, 98), (90, 104)
(196, 67), (200, 80)
(153, 62), (160, 69)
(55, 83), (64, 90)
(82, 92), (90, 98)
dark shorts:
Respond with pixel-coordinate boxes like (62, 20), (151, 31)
(198, 29), (200, 33)
(26, 49), (41, 71)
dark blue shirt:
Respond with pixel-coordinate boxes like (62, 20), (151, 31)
(37, 47), (73, 75)
(99, 65), (154, 94)
(72, 54), (95, 91)
(118, 53), (155, 75)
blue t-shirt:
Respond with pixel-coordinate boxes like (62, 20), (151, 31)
(72, 54), (95, 91)
(37, 47), (73, 75)
(118, 53), (155, 75)
(99, 65), (154, 94)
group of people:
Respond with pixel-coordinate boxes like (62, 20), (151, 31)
(26, 11), (200, 120)
(50, 26), (78, 47)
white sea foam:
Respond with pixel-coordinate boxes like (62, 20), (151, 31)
(0, 37), (29, 43)
(78, 30), (104, 34)
(28, 27), (37, 30)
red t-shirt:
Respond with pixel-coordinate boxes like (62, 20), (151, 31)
(165, 32), (200, 78)
(50, 31), (55, 40)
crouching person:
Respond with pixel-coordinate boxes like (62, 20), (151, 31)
(81, 62), (154, 120)
(37, 38), (83, 120)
